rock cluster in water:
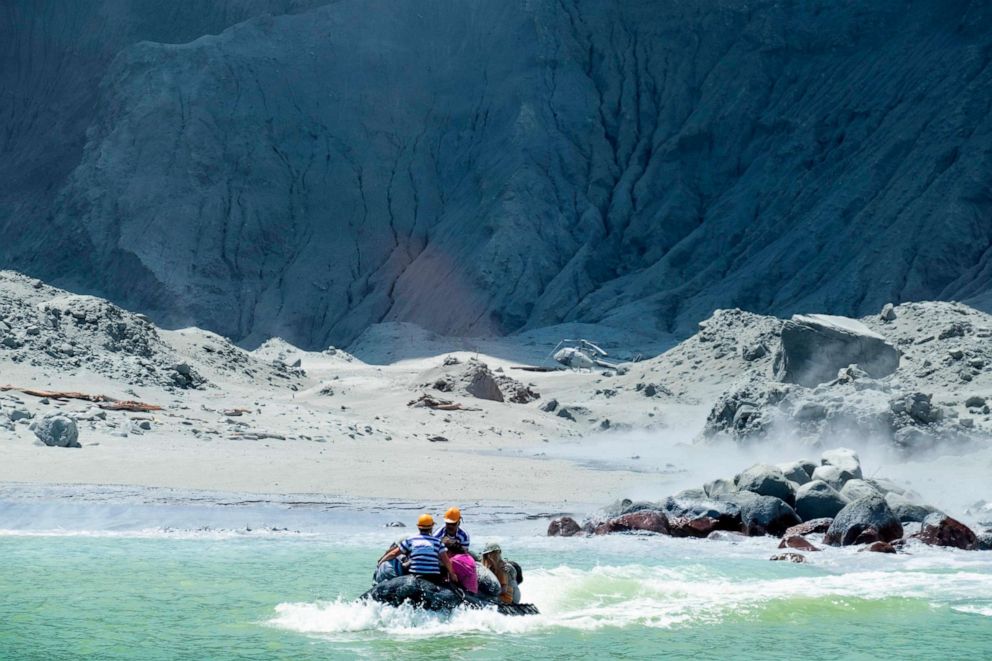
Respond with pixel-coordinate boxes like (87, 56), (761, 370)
(549, 448), (992, 559)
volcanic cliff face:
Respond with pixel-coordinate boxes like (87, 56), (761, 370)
(3, 1), (992, 348)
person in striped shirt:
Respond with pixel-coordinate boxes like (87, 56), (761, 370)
(432, 507), (470, 550)
(379, 513), (453, 585)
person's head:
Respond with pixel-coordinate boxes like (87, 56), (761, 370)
(442, 535), (465, 556)
(443, 507), (461, 534)
(417, 513), (435, 534)
(482, 542), (502, 561)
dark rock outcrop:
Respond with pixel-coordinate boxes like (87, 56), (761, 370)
(735, 464), (796, 505)
(732, 492), (802, 537)
(824, 495), (903, 546)
(795, 480), (849, 521)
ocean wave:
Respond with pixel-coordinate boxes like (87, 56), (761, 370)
(269, 562), (992, 639)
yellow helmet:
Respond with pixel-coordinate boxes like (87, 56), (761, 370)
(417, 513), (435, 528)
(444, 507), (462, 524)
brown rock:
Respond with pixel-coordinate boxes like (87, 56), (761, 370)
(547, 516), (582, 537)
(912, 515), (979, 550)
(784, 518), (833, 537)
(770, 552), (806, 563)
(669, 516), (719, 538)
(778, 535), (821, 552)
(594, 510), (669, 535)
(853, 527), (880, 545)
(859, 541), (897, 554)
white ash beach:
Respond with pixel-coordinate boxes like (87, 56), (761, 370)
(2, 270), (992, 511)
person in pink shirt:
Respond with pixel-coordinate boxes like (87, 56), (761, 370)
(442, 537), (478, 594)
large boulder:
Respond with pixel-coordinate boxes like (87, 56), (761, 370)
(774, 314), (900, 387)
(776, 460), (816, 486)
(839, 479), (881, 502)
(795, 480), (849, 521)
(31, 414), (80, 448)
(820, 448), (863, 479)
(735, 464), (796, 505)
(731, 492), (802, 537)
(662, 495), (742, 532)
(912, 514), (979, 550)
(594, 510), (669, 535)
(810, 464), (856, 491)
(824, 495), (903, 546)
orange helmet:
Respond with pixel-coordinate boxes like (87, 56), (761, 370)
(444, 507), (461, 524)
(417, 513), (435, 528)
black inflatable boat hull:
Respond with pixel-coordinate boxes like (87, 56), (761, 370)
(362, 576), (539, 616)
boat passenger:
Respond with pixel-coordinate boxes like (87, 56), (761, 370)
(481, 542), (520, 604)
(433, 507), (470, 550)
(442, 536), (478, 593)
(373, 540), (408, 583)
(379, 514), (453, 585)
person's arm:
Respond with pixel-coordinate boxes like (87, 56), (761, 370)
(380, 546), (402, 563)
(439, 550), (454, 577)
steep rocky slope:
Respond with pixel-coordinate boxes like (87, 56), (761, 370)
(3, 1), (992, 348)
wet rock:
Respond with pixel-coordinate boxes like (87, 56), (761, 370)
(773, 314), (900, 387)
(824, 495), (903, 546)
(539, 399), (558, 412)
(795, 480), (849, 521)
(784, 518), (834, 537)
(861, 541), (897, 553)
(735, 464), (796, 505)
(770, 552), (806, 563)
(912, 514), (979, 550)
(668, 516), (720, 538)
(662, 496), (742, 532)
(547, 517), (582, 537)
(31, 414), (80, 448)
(820, 448), (863, 479)
(880, 303), (897, 321)
(977, 531), (992, 551)
(778, 535), (821, 552)
(594, 510), (669, 535)
(731, 492), (801, 537)
(707, 530), (747, 542)
(965, 395), (986, 408)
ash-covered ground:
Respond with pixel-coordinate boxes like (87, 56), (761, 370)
(1, 270), (990, 509)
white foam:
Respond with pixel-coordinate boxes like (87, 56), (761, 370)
(269, 561), (992, 639)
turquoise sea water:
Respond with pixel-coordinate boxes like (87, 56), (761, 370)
(2, 496), (992, 660)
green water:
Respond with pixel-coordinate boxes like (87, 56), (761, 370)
(2, 533), (991, 660)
